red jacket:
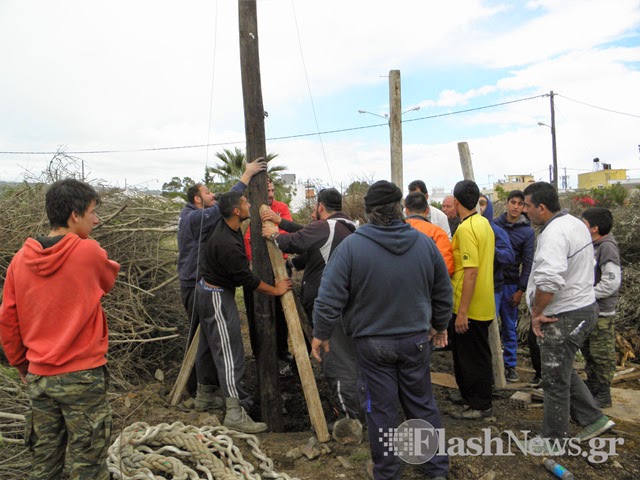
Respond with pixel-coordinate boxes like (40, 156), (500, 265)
(0, 234), (120, 376)
(244, 199), (292, 262)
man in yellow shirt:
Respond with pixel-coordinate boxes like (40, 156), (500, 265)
(449, 180), (495, 419)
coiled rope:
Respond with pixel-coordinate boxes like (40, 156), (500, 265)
(107, 421), (300, 480)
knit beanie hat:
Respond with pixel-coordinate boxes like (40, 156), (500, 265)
(364, 180), (403, 207)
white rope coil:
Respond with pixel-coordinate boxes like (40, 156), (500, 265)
(107, 421), (300, 480)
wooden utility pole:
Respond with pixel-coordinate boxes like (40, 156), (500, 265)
(389, 70), (403, 188)
(549, 90), (558, 190)
(457, 142), (507, 390)
(238, 0), (283, 431)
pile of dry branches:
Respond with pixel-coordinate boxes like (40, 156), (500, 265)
(0, 178), (187, 389)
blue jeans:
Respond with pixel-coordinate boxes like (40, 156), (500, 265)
(539, 302), (602, 439)
(499, 284), (519, 368)
(354, 332), (448, 480)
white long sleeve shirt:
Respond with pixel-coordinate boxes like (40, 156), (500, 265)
(526, 211), (596, 316)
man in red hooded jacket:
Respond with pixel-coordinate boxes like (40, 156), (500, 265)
(0, 178), (120, 480)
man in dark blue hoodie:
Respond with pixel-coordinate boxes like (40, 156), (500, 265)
(313, 180), (452, 480)
(495, 190), (535, 384)
(176, 158), (266, 404)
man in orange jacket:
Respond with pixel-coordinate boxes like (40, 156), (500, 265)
(404, 192), (454, 276)
(0, 179), (120, 480)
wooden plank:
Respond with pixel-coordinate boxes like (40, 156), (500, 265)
(603, 388), (640, 425)
(612, 370), (640, 384)
(261, 205), (330, 442)
(168, 325), (200, 405)
(431, 372), (458, 389)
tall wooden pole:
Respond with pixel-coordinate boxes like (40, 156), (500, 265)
(550, 90), (558, 190)
(457, 142), (507, 390)
(389, 70), (403, 188)
(238, 0), (283, 431)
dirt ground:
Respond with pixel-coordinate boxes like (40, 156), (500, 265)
(109, 342), (640, 480)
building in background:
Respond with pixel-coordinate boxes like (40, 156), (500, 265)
(578, 159), (627, 190)
(281, 174), (317, 212)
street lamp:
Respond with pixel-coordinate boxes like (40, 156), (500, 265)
(358, 106), (420, 120)
(358, 103), (421, 188)
(358, 109), (388, 120)
(537, 121), (558, 189)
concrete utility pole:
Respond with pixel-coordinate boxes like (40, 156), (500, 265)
(549, 90), (558, 189)
(457, 141), (507, 390)
(389, 70), (403, 188)
(238, 0), (283, 431)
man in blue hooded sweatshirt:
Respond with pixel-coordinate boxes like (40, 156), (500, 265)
(312, 180), (452, 480)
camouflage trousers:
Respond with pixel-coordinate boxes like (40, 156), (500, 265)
(582, 316), (616, 386)
(25, 366), (112, 480)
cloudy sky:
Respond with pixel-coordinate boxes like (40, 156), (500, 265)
(1, 0), (639, 196)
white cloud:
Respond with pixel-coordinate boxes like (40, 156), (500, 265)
(0, 0), (638, 200)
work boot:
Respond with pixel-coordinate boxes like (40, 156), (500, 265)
(223, 397), (268, 433)
(194, 384), (224, 411)
(585, 378), (599, 397)
(594, 384), (612, 408)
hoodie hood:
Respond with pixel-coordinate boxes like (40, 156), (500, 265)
(23, 234), (82, 277)
(593, 233), (618, 249)
(328, 212), (359, 233)
(354, 221), (418, 255)
(480, 194), (495, 223)
(498, 212), (531, 229)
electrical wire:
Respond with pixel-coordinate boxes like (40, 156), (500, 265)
(557, 94), (640, 119)
(290, 0), (334, 184)
(0, 93), (548, 156)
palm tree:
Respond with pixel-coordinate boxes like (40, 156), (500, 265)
(206, 148), (290, 202)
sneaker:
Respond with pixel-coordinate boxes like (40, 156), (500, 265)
(448, 391), (468, 406)
(505, 367), (520, 383)
(451, 406), (493, 420)
(529, 376), (542, 388)
(576, 416), (616, 442)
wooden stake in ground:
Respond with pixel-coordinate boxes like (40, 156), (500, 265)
(261, 205), (330, 443)
(457, 141), (507, 390)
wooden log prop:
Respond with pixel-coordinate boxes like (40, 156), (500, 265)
(261, 205), (330, 442)
(168, 325), (200, 406)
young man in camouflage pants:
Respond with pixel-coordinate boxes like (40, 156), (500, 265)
(581, 207), (621, 408)
(0, 179), (120, 479)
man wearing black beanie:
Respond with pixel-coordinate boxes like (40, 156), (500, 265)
(313, 180), (452, 480)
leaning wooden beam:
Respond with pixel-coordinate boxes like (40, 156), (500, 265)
(168, 325), (200, 406)
(261, 205), (330, 443)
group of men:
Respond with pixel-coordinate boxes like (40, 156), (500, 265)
(0, 169), (622, 479)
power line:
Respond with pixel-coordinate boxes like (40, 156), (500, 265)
(0, 93), (548, 156)
(557, 94), (640, 119)
(291, 0), (334, 184)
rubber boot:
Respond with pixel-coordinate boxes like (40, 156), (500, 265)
(223, 397), (268, 433)
(594, 384), (612, 409)
(194, 384), (224, 411)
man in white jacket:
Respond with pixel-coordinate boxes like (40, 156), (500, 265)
(523, 182), (614, 450)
